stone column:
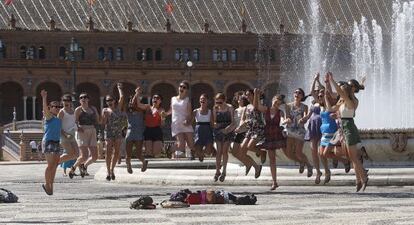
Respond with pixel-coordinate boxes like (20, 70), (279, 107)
(23, 96), (27, 120)
(19, 131), (26, 161)
(100, 96), (104, 110)
(32, 96), (36, 120)
(0, 125), (4, 161)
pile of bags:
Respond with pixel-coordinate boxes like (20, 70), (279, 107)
(0, 188), (18, 203)
(130, 189), (257, 210)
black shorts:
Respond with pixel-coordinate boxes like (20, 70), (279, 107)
(144, 126), (163, 142)
(233, 132), (246, 144)
(31, 148), (37, 153)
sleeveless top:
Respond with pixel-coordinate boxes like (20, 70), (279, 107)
(61, 109), (76, 135)
(145, 109), (162, 127)
(171, 96), (193, 136)
(215, 110), (232, 129)
(78, 108), (97, 126)
(44, 115), (62, 142)
(105, 109), (126, 131)
(287, 103), (306, 129)
(195, 109), (211, 123)
(339, 104), (355, 118)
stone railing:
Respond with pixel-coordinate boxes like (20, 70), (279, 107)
(3, 120), (42, 131)
(3, 135), (20, 156)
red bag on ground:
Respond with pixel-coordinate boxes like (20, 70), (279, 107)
(185, 192), (201, 204)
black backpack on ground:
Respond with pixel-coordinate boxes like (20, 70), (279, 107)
(0, 188), (18, 203)
(130, 196), (156, 209)
(235, 194), (257, 205)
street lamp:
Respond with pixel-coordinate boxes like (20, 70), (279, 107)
(186, 60), (194, 105)
(68, 37), (80, 106)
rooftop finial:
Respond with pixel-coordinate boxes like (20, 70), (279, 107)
(49, 17), (56, 30)
(279, 24), (285, 34)
(9, 14), (16, 29)
(127, 20), (133, 31)
(87, 16), (94, 31)
(204, 20), (209, 33)
(166, 19), (171, 32)
(241, 19), (247, 33)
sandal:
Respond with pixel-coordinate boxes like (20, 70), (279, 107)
(214, 172), (221, 182)
(324, 171), (331, 184)
(299, 162), (305, 174)
(79, 164), (86, 178)
(127, 162), (133, 174)
(362, 177), (369, 192)
(307, 165), (313, 178)
(106, 174), (111, 181)
(332, 159), (338, 168)
(141, 160), (148, 172)
(344, 161), (351, 173)
(255, 165), (262, 179)
(356, 182), (363, 192)
(219, 172), (226, 182)
(68, 167), (75, 179)
(315, 171), (322, 184)
(260, 151), (267, 164)
(42, 184), (53, 196)
(270, 183), (279, 190)
(245, 165), (252, 176)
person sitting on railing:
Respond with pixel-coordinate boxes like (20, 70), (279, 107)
(40, 89), (62, 195)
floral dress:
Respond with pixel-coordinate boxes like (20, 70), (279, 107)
(245, 104), (265, 140)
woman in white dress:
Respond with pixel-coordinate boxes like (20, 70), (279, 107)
(164, 81), (195, 159)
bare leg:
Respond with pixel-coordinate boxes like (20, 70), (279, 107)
(153, 141), (163, 157)
(175, 133), (186, 158)
(125, 141), (134, 173)
(44, 154), (60, 194)
(72, 146), (88, 170)
(184, 132), (195, 159)
(283, 137), (301, 162)
(84, 146), (98, 168)
(268, 149), (277, 189)
(144, 140), (153, 157)
(105, 140), (114, 175)
(215, 142), (223, 176)
(59, 141), (79, 163)
(347, 145), (367, 184)
(110, 138), (122, 172)
(221, 141), (230, 176)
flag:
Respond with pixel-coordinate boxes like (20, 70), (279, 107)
(88, 0), (96, 6)
(4, 0), (13, 5)
(165, 2), (173, 15)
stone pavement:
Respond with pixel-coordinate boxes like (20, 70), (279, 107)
(1, 163), (414, 224)
(94, 158), (414, 187)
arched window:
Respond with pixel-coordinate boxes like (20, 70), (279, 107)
(38, 46), (46, 59)
(193, 48), (200, 62)
(155, 48), (162, 61)
(221, 49), (228, 62)
(183, 48), (190, 61)
(244, 49), (250, 62)
(27, 46), (36, 59)
(231, 49), (237, 62)
(58, 46), (66, 60)
(175, 48), (182, 61)
(107, 47), (114, 61)
(146, 48), (153, 61)
(98, 47), (105, 61)
(79, 47), (85, 60)
(136, 49), (143, 60)
(116, 47), (123, 61)
(20, 46), (27, 59)
(212, 49), (219, 62)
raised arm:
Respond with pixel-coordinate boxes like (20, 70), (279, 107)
(328, 72), (357, 109)
(117, 83), (126, 112)
(134, 87), (150, 111)
(310, 73), (319, 100)
(41, 90), (49, 116)
(253, 88), (268, 113)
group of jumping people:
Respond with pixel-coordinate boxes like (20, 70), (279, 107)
(40, 72), (368, 195)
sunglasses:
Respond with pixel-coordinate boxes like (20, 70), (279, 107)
(62, 99), (72, 102)
(106, 99), (114, 102)
(318, 95), (324, 98)
(179, 85), (187, 89)
(152, 96), (160, 100)
(215, 101), (223, 104)
(50, 105), (62, 109)
(79, 96), (89, 99)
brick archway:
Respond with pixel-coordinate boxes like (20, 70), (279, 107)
(226, 83), (251, 104)
(0, 82), (24, 124)
(77, 82), (101, 110)
(191, 83), (215, 109)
